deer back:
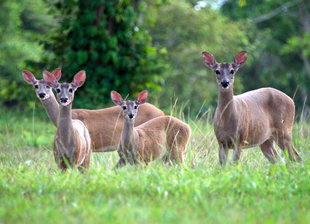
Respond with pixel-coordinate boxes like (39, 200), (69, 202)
(72, 103), (164, 151)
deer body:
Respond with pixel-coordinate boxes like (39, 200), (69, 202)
(215, 87), (295, 148)
(44, 71), (91, 170)
(72, 103), (164, 151)
(111, 91), (191, 166)
(119, 116), (191, 165)
(54, 105), (91, 170)
(202, 51), (300, 165)
(22, 70), (164, 152)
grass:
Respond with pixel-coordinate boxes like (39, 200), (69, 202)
(0, 106), (310, 224)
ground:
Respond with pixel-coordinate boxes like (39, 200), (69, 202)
(0, 108), (309, 224)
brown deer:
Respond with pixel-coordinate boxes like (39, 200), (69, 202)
(202, 51), (301, 165)
(111, 90), (191, 167)
(23, 69), (164, 152)
(44, 70), (91, 170)
(23, 69), (61, 126)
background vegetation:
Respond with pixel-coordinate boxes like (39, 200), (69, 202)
(0, 0), (309, 117)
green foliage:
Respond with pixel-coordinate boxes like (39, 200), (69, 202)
(149, 0), (250, 115)
(0, 0), (53, 107)
(221, 0), (310, 115)
(41, 0), (167, 109)
(0, 109), (310, 223)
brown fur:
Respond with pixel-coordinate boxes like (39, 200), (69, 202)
(72, 103), (165, 152)
(23, 70), (164, 153)
(54, 117), (91, 171)
(44, 71), (92, 171)
(118, 116), (191, 166)
(111, 91), (191, 167)
(202, 51), (301, 165)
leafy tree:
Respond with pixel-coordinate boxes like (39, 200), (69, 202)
(0, 0), (52, 107)
(41, 0), (167, 109)
(149, 0), (250, 115)
(221, 0), (310, 119)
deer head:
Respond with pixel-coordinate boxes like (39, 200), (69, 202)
(111, 90), (148, 121)
(44, 70), (86, 106)
(22, 69), (62, 100)
(202, 51), (247, 90)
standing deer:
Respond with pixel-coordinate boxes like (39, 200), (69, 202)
(202, 51), (301, 165)
(23, 69), (164, 152)
(44, 70), (91, 170)
(111, 90), (191, 167)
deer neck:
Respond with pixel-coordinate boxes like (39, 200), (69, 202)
(217, 86), (237, 121)
(121, 119), (136, 150)
(120, 118), (139, 164)
(41, 92), (59, 126)
(57, 103), (75, 151)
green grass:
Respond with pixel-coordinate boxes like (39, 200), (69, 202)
(0, 107), (310, 224)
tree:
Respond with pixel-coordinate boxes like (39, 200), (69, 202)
(221, 0), (310, 119)
(0, 0), (53, 107)
(149, 0), (250, 116)
(40, 0), (167, 109)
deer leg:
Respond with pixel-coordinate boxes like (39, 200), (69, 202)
(82, 154), (91, 169)
(275, 134), (301, 162)
(116, 158), (126, 168)
(232, 146), (242, 164)
(178, 151), (184, 163)
(58, 160), (68, 172)
(219, 146), (228, 166)
(259, 139), (279, 164)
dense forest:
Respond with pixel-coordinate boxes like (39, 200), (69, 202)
(0, 0), (309, 119)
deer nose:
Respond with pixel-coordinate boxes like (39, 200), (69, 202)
(60, 98), (68, 103)
(221, 80), (229, 88)
(38, 93), (46, 98)
(128, 114), (134, 119)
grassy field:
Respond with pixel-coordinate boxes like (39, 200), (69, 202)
(0, 107), (309, 224)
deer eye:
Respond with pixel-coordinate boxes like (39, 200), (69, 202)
(46, 86), (50, 89)
(230, 70), (234, 74)
(123, 106), (127, 110)
(69, 88), (73, 93)
(56, 88), (61, 93)
(34, 85), (39, 89)
(215, 70), (220, 75)
(134, 105), (138, 109)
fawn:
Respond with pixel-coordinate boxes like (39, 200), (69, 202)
(202, 51), (301, 165)
(111, 90), (191, 167)
(23, 69), (164, 152)
(44, 70), (91, 170)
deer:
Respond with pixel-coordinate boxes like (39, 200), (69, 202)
(23, 69), (164, 152)
(23, 69), (61, 126)
(43, 70), (91, 170)
(202, 51), (301, 165)
(111, 90), (191, 167)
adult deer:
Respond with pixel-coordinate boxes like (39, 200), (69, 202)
(202, 51), (301, 165)
(111, 90), (191, 167)
(23, 69), (61, 126)
(44, 70), (91, 170)
(23, 69), (164, 152)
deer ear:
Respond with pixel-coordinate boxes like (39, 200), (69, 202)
(136, 90), (148, 105)
(111, 91), (124, 106)
(202, 52), (216, 68)
(73, 70), (86, 88)
(43, 71), (58, 88)
(52, 68), (62, 81)
(22, 70), (36, 84)
(234, 51), (247, 68)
